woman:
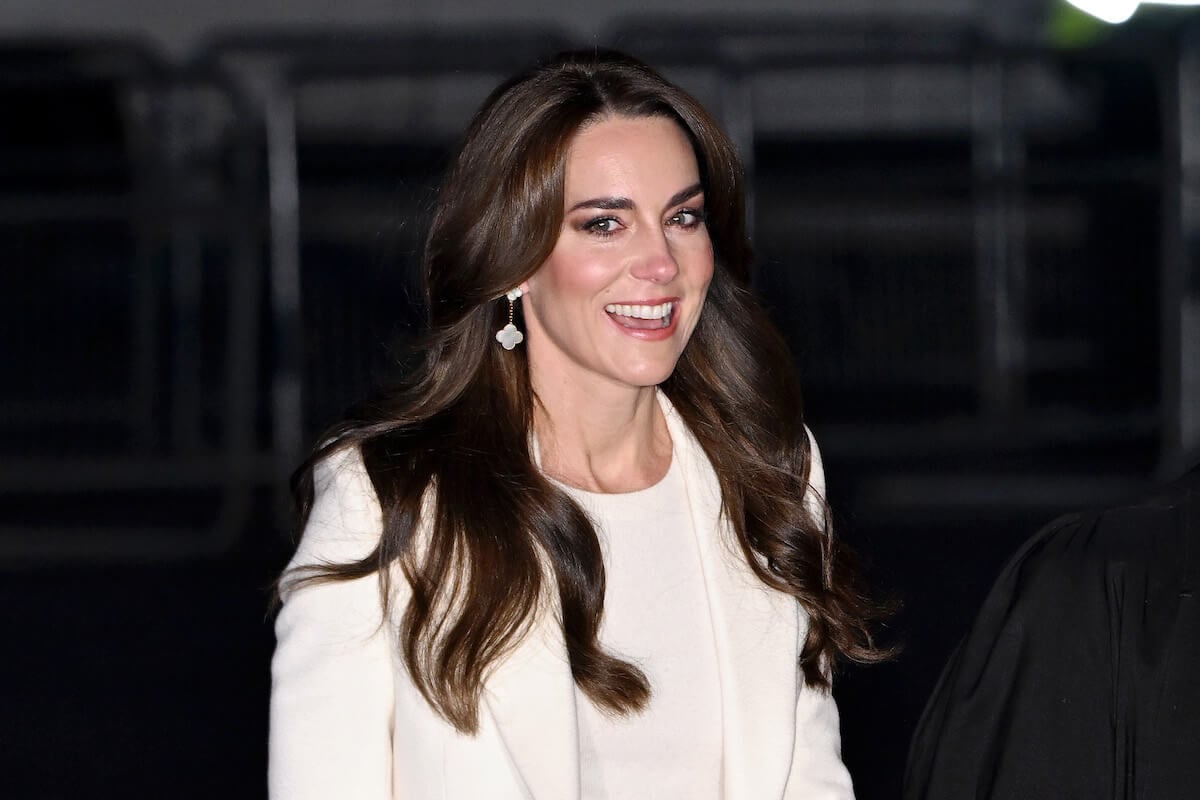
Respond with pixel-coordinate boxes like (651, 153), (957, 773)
(270, 49), (889, 800)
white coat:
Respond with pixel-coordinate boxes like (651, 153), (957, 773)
(269, 395), (854, 799)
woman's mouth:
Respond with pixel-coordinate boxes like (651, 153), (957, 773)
(604, 301), (675, 330)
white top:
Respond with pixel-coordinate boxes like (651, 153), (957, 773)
(558, 452), (723, 800)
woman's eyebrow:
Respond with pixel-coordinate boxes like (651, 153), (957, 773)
(567, 183), (704, 214)
(665, 183), (704, 209)
(568, 196), (633, 212)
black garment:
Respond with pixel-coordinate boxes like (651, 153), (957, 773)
(905, 467), (1200, 800)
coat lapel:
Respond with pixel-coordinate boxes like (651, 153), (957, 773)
(662, 397), (802, 800)
(482, 428), (582, 799)
(483, 598), (581, 799)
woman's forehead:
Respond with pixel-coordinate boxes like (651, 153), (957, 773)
(561, 116), (700, 202)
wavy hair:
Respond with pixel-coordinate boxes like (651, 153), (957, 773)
(283, 49), (892, 734)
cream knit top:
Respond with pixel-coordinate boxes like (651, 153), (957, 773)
(559, 452), (723, 799)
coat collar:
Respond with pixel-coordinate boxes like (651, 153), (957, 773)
(485, 391), (801, 799)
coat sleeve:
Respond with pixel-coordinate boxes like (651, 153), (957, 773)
(268, 447), (396, 800)
(784, 431), (856, 799)
(902, 509), (1149, 800)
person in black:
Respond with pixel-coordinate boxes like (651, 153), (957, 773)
(905, 460), (1200, 800)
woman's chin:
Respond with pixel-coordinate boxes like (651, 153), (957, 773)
(610, 357), (683, 390)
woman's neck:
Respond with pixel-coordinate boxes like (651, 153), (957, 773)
(531, 379), (672, 494)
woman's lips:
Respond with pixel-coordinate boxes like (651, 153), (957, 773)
(604, 300), (679, 338)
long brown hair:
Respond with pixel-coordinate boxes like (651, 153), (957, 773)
(283, 49), (891, 734)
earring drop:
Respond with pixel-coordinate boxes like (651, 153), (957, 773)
(495, 288), (524, 350)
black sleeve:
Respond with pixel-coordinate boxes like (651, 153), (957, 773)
(904, 472), (1200, 800)
(904, 512), (1119, 800)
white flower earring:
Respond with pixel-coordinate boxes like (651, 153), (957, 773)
(495, 288), (524, 350)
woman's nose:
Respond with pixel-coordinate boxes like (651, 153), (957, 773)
(629, 227), (680, 284)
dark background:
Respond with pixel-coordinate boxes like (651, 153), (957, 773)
(4, 1), (1200, 798)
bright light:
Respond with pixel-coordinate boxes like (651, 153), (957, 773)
(1066, 0), (1200, 24)
(1065, 0), (1140, 23)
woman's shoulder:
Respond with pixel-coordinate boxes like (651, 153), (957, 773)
(294, 439), (440, 572)
(290, 443), (384, 571)
(658, 390), (827, 512)
(312, 441), (375, 501)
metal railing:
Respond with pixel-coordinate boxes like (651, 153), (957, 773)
(611, 16), (1193, 500)
(0, 37), (265, 560)
(193, 25), (576, 493)
(4, 21), (1197, 560)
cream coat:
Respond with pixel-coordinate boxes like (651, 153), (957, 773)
(269, 396), (854, 799)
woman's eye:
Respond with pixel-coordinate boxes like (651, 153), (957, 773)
(669, 208), (706, 228)
(582, 216), (620, 236)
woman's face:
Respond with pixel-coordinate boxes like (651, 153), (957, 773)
(521, 114), (714, 395)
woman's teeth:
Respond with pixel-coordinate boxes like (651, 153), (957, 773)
(604, 302), (674, 329)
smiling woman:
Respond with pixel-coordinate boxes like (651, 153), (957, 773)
(269, 49), (893, 800)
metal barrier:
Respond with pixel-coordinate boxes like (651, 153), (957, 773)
(608, 17), (1192, 494)
(0, 37), (265, 560)
(193, 26), (577, 498)
(1165, 24), (1200, 478)
(5, 22), (1197, 559)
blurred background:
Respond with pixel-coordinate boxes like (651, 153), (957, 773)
(4, 0), (1200, 797)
